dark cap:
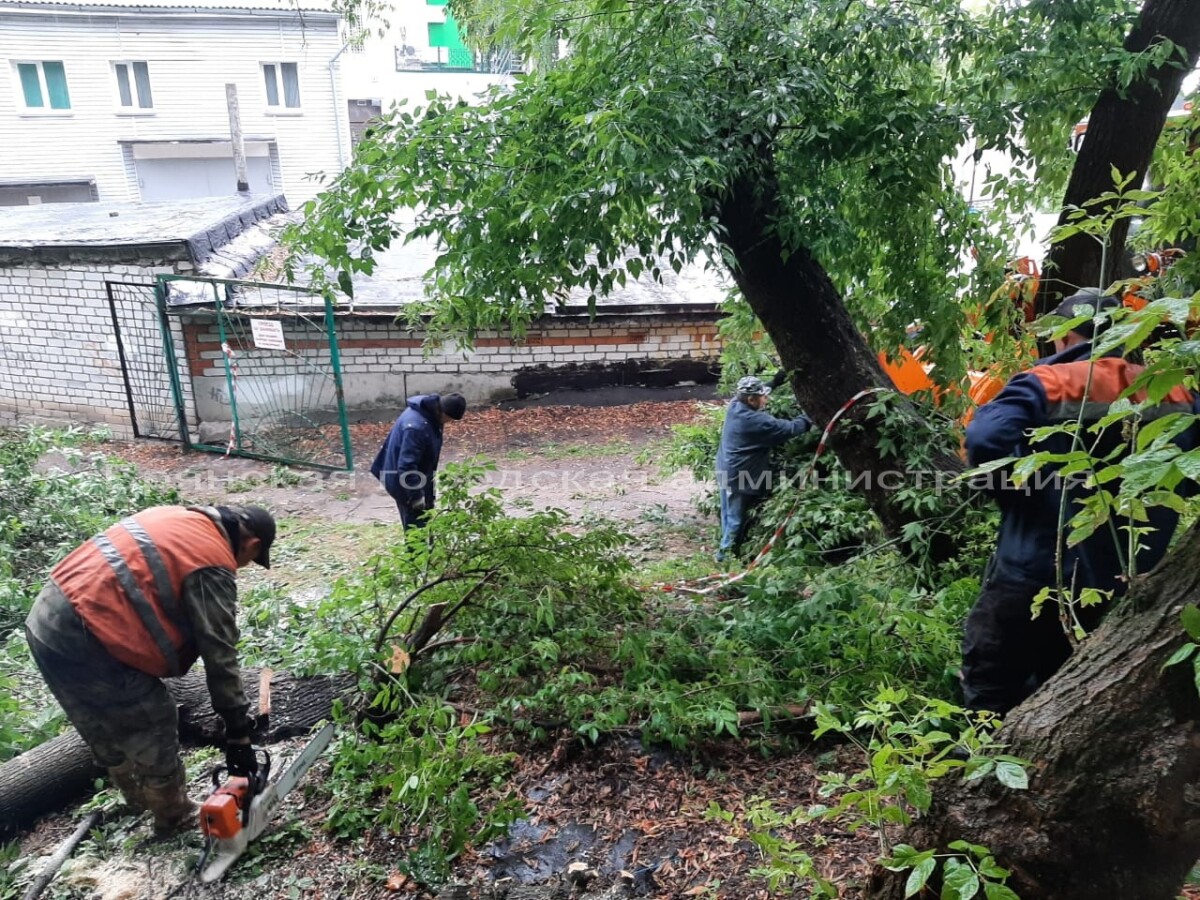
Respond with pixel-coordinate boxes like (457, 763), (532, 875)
(231, 505), (276, 568)
(440, 392), (466, 421)
(1052, 289), (1119, 340)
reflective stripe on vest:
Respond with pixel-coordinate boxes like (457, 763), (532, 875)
(1033, 357), (1196, 425)
(118, 516), (187, 636)
(91, 530), (181, 675)
(51, 507), (236, 678)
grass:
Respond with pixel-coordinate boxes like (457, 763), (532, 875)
(240, 518), (399, 592)
(634, 549), (718, 586)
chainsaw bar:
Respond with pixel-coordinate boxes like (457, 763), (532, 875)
(200, 722), (335, 883)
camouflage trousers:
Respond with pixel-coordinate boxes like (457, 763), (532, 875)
(25, 583), (182, 783)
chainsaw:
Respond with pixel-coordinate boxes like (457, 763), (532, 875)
(197, 721), (335, 882)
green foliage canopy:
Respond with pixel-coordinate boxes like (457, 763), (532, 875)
(290, 0), (1146, 373)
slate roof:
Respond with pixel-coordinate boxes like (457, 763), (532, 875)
(344, 231), (728, 314)
(0, 193), (288, 267)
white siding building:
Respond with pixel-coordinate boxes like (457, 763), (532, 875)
(338, 0), (518, 146)
(0, 0), (350, 206)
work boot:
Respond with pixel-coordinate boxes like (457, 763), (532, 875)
(107, 761), (147, 812)
(141, 767), (199, 835)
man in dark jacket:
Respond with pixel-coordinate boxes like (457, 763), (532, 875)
(962, 289), (1200, 715)
(371, 392), (467, 528)
(715, 375), (812, 562)
(25, 505), (276, 833)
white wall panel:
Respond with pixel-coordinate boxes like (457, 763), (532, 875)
(0, 9), (348, 204)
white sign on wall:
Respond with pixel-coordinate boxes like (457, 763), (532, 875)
(250, 318), (287, 351)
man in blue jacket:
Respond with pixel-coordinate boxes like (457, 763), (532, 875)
(715, 375), (812, 562)
(371, 392), (467, 528)
(962, 290), (1200, 715)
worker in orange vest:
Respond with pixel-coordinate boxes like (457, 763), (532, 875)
(961, 290), (1200, 714)
(24, 505), (276, 833)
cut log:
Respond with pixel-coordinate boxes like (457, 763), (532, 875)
(169, 668), (358, 745)
(0, 730), (99, 841)
(0, 667), (356, 838)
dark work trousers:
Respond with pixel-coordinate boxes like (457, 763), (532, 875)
(960, 576), (1076, 716)
(25, 587), (181, 778)
(396, 499), (428, 530)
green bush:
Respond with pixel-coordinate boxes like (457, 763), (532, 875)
(326, 698), (521, 886)
(0, 427), (180, 639)
(0, 428), (181, 760)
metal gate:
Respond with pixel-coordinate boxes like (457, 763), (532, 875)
(158, 276), (354, 472)
(105, 281), (184, 441)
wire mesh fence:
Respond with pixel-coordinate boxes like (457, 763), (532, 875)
(160, 276), (353, 472)
(105, 281), (185, 441)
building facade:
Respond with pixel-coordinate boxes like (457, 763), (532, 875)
(338, 0), (521, 142)
(0, 0), (349, 206)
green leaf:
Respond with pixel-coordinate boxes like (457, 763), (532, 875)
(942, 858), (981, 900)
(995, 761), (1028, 790)
(983, 883), (1021, 900)
(906, 776), (933, 813)
(888, 844), (923, 864)
(1181, 606), (1200, 641)
(964, 757), (995, 781)
(1163, 643), (1197, 669)
(978, 857), (1011, 879)
(905, 856), (937, 898)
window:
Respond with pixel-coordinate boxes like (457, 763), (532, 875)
(15, 61), (70, 111)
(114, 61), (153, 110)
(262, 63), (301, 110)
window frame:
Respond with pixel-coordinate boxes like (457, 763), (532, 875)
(261, 62), (302, 114)
(13, 60), (72, 115)
(112, 60), (155, 114)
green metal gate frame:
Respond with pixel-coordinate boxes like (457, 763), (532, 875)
(156, 275), (354, 472)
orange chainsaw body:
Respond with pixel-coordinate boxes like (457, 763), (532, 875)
(200, 776), (251, 840)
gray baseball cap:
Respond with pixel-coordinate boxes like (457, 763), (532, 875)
(735, 376), (772, 397)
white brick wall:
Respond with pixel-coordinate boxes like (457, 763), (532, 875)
(181, 312), (723, 421)
(0, 261), (193, 437)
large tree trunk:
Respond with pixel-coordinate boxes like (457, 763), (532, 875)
(711, 162), (965, 552)
(0, 668), (356, 838)
(1035, 0), (1200, 313)
(867, 524), (1200, 900)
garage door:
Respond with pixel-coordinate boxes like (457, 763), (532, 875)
(136, 155), (274, 201)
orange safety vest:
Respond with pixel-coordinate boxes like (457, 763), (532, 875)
(1031, 356), (1196, 420)
(50, 507), (236, 678)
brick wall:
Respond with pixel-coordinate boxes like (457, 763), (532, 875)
(0, 262), (184, 438)
(181, 312), (722, 424)
(0, 260), (722, 437)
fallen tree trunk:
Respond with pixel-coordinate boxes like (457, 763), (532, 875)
(867, 524), (1200, 900)
(0, 668), (356, 838)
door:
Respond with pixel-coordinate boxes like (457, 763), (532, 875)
(348, 99), (382, 148)
(136, 156), (274, 201)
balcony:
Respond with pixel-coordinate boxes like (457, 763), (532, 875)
(394, 44), (524, 75)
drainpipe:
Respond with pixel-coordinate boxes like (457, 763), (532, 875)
(329, 37), (353, 170)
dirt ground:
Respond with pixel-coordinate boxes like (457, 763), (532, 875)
(107, 400), (714, 533)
